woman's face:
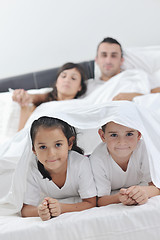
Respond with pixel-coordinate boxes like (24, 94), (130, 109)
(56, 68), (82, 100)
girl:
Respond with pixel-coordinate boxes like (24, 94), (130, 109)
(21, 116), (96, 221)
(12, 62), (87, 130)
(90, 121), (160, 207)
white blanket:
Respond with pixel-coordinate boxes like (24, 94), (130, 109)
(1, 99), (160, 214)
(0, 68), (150, 144)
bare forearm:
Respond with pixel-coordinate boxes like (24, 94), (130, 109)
(21, 204), (39, 217)
(112, 92), (143, 101)
(31, 93), (48, 105)
(141, 184), (160, 198)
(151, 87), (160, 93)
(18, 105), (36, 131)
(60, 197), (96, 213)
(98, 194), (120, 206)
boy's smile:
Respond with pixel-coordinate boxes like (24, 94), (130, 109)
(99, 121), (141, 169)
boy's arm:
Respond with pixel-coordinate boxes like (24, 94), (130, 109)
(139, 182), (160, 198)
(97, 193), (120, 206)
(126, 182), (160, 205)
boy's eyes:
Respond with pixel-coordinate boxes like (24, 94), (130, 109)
(126, 132), (133, 136)
(110, 133), (134, 137)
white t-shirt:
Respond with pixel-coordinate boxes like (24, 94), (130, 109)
(84, 77), (105, 96)
(24, 150), (97, 206)
(90, 139), (151, 197)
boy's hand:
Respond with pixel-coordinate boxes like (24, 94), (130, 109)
(47, 197), (62, 217)
(119, 188), (137, 205)
(38, 199), (51, 221)
(126, 186), (148, 205)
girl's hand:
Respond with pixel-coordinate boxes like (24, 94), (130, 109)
(12, 89), (32, 106)
(126, 186), (148, 205)
(47, 197), (62, 217)
(119, 188), (137, 205)
(38, 199), (51, 221)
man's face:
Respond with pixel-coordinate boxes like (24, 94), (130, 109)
(95, 42), (124, 81)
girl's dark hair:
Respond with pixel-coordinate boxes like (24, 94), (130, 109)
(45, 62), (87, 102)
(30, 116), (84, 180)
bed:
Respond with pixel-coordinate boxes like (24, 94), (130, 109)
(0, 46), (160, 240)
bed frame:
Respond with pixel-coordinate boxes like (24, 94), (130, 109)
(0, 60), (94, 92)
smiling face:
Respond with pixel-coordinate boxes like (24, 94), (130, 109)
(96, 43), (124, 81)
(32, 127), (73, 174)
(99, 122), (141, 164)
(56, 68), (82, 100)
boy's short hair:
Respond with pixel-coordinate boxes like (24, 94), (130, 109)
(101, 124), (106, 132)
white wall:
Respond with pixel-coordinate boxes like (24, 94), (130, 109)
(0, 0), (160, 78)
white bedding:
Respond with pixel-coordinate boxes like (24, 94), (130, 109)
(1, 196), (160, 240)
(1, 46), (160, 240)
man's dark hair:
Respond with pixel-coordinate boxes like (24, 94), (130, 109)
(97, 37), (123, 57)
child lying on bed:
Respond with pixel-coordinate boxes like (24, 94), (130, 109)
(21, 116), (96, 221)
(90, 121), (160, 206)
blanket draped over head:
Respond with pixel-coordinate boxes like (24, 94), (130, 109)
(0, 69), (160, 216)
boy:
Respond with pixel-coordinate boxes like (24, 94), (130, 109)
(90, 121), (160, 206)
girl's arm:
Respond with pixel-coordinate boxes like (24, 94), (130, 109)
(21, 204), (39, 217)
(21, 202), (51, 221)
(61, 196), (96, 213)
(48, 196), (96, 217)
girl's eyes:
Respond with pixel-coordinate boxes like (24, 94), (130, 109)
(55, 143), (62, 147)
(110, 133), (118, 137)
(39, 145), (46, 150)
(39, 143), (62, 149)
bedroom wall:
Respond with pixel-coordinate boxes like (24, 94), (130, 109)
(0, 0), (160, 79)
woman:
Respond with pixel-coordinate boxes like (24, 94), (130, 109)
(12, 62), (87, 130)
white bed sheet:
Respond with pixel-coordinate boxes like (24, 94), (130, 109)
(0, 196), (160, 240)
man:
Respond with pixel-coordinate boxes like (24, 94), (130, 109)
(85, 37), (148, 100)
